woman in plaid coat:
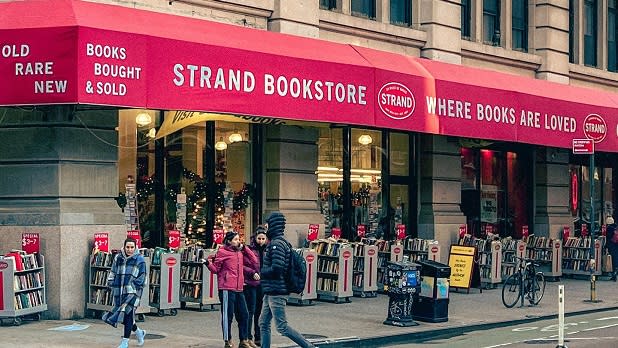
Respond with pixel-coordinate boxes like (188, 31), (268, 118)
(103, 238), (147, 348)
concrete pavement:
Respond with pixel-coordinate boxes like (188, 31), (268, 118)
(1, 277), (617, 348)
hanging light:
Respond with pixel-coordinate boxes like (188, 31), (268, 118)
(228, 131), (243, 143)
(215, 137), (228, 151)
(147, 128), (156, 139)
(135, 112), (152, 127)
(358, 134), (373, 145)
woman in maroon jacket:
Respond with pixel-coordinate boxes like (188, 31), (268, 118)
(244, 226), (266, 346)
(206, 231), (258, 348)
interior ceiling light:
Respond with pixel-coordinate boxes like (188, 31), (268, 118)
(147, 128), (156, 139)
(229, 131), (243, 143)
(135, 112), (152, 127)
(214, 137), (228, 151)
(358, 134), (373, 145)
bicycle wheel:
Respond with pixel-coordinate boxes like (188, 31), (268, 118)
(502, 273), (521, 308)
(529, 272), (546, 305)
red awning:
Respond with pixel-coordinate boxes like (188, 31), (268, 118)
(1, 0), (617, 152)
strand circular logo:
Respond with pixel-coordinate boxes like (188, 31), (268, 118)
(378, 82), (415, 120)
(583, 114), (607, 143)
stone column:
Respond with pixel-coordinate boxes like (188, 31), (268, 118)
(419, 0), (462, 64)
(270, 0), (319, 38)
(534, 147), (572, 239)
(534, 0), (571, 83)
(0, 106), (125, 319)
(264, 125), (324, 246)
(418, 135), (466, 263)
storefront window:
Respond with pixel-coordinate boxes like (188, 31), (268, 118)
(461, 146), (530, 238)
(317, 128), (343, 236)
(351, 129), (382, 236)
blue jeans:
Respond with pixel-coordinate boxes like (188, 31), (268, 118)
(259, 294), (315, 348)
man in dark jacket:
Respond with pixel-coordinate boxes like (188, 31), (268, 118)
(259, 212), (316, 348)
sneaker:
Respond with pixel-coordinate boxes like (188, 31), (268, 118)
(224, 340), (234, 348)
(117, 338), (129, 348)
(136, 328), (146, 346)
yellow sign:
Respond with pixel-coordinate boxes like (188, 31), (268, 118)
(448, 245), (475, 289)
(155, 111), (326, 139)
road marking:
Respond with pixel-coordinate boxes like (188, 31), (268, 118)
(596, 316), (618, 321)
(512, 327), (537, 332)
(582, 323), (618, 331)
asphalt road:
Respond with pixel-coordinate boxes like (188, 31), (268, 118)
(380, 309), (618, 348)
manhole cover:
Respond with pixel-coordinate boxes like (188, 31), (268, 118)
(302, 334), (328, 340)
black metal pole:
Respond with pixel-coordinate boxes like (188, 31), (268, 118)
(252, 124), (263, 226)
(342, 127), (352, 240)
(153, 110), (165, 247)
(205, 121), (215, 246)
(381, 131), (391, 239)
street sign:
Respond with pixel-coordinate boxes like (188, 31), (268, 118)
(572, 138), (594, 154)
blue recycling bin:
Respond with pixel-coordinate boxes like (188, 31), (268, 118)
(383, 261), (420, 327)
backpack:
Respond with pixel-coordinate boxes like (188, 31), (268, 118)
(285, 242), (307, 294)
(612, 229), (618, 244)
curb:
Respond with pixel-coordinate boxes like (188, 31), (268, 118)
(295, 306), (618, 348)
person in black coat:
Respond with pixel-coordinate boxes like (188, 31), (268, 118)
(258, 212), (315, 348)
(606, 216), (618, 281)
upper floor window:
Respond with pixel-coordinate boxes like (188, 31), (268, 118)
(584, 0), (598, 66)
(483, 0), (501, 45)
(569, 0), (576, 63)
(390, 0), (412, 27)
(512, 0), (528, 51)
(609, 0), (617, 71)
(461, 0), (471, 39)
(320, 0), (337, 10)
(351, 0), (376, 20)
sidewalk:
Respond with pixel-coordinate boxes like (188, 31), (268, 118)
(1, 277), (617, 348)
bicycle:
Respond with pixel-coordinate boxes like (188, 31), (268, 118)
(502, 256), (546, 308)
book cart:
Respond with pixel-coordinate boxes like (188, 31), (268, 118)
(0, 252), (46, 325)
(179, 247), (219, 311)
(501, 238), (526, 278)
(143, 248), (181, 316)
(525, 235), (562, 280)
(403, 238), (441, 262)
(562, 237), (604, 276)
(475, 239), (502, 289)
(86, 250), (152, 321)
(311, 240), (353, 303)
(288, 249), (318, 305)
(351, 243), (378, 298)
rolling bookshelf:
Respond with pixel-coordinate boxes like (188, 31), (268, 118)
(351, 243), (378, 298)
(562, 236), (603, 276)
(402, 238), (441, 262)
(86, 250), (152, 321)
(476, 239), (502, 289)
(501, 238), (526, 278)
(145, 248), (181, 316)
(311, 240), (353, 303)
(179, 246), (219, 311)
(525, 235), (562, 279)
(0, 252), (46, 325)
(288, 248), (318, 305)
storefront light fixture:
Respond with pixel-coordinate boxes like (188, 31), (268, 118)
(215, 137), (228, 151)
(317, 166), (339, 172)
(228, 131), (243, 143)
(135, 112), (152, 127)
(147, 128), (156, 139)
(358, 134), (373, 145)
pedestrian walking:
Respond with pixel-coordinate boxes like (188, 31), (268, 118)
(606, 216), (618, 281)
(245, 225), (267, 346)
(103, 237), (147, 348)
(259, 212), (316, 348)
(206, 231), (258, 348)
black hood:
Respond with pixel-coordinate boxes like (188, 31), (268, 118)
(266, 212), (286, 239)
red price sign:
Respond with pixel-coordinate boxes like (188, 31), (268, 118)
(127, 230), (141, 248)
(357, 224), (366, 238)
(22, 233), (40, 254)
(396, 224), (406, 240)
(563, 226), (570, 240)
(168, 230), (180, 249)
(581, 224), (588, 237)
(485, 224), (494, 235)
(213, 229), (225, 244)
(459, 225), (467, 239)
(94, 233), (109, 252)
(602, 224), (607, 236)
(331, 227), (342, 239)
(308, 224), (319, 241)
(522, 225), (529, 238)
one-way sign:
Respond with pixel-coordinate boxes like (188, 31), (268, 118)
(572, 138), (595, 154)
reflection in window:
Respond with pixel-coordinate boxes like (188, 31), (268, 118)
(390, 0), (412, 27)
(512, 0), (528, 51)
(569, 0), (576, 63)
(320, 0), (337, 10)
(461, 0), (471, 39)
(483, 0), (501, 45)
(609, 0), (617, 71)
(351, 0), (376, 20)
(317, 128), (343, 237)
(584, 0), (598, 66)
